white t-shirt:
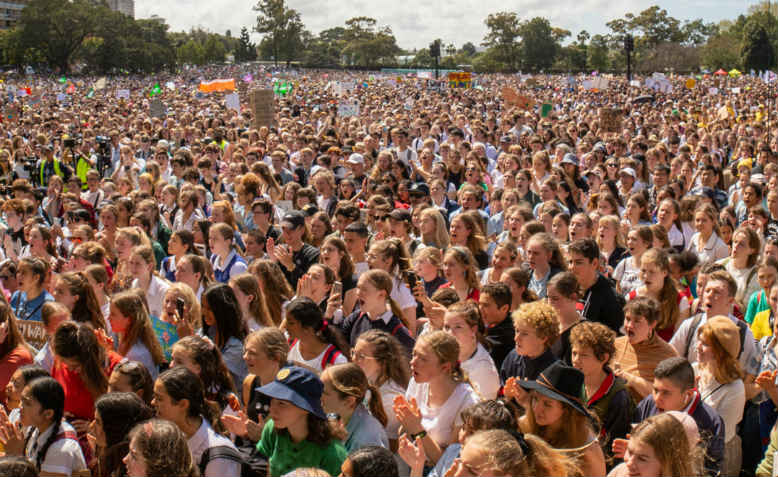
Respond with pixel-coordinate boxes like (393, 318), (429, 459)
(694, 364), (745, 443)
(405, 379), (479, 448)
(461, 344), (500, 400)
(188, 419), (241, 477)
(25, 420), (87, 477)
(287, 340), (348, 374)
(613, 256), (641, 295)
(377, 379), (406, 439)
(392, 277), (416, 311)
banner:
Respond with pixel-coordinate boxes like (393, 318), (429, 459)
(17, 320), (46, 350)
(337, 99), (360, 117)
(116, 89), (130, 99)
(198, 79), (236, 93)
(448, 72), (472, 88)
(150, 98), (166, 118)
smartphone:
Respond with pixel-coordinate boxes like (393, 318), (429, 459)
(176, 297), (185, 318)
(332, 281), (342, 297)
(404, 270), (418, 290)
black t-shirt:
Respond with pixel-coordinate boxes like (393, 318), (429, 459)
(582, 274), (625, 333)
(338, 310), (415, 354)
(485, 313), (515, 371)
(280, 243), (320, 289)
(499, 347), (558, 384)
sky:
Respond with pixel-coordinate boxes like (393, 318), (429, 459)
(136, 0), (763, 50)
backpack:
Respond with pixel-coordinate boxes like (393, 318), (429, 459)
(683, 313), (747, 360)
(199, 445), (267, 477)
(290, 339), (343, 369)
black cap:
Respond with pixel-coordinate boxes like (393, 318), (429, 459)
(518, 362), (588, 417)
(281, 210), (306, 229)
(409, 182), (430, 196)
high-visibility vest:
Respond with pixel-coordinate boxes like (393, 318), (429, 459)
(39, 159), (63, 185)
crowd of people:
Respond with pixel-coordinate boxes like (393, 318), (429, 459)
(0, 65), (773, 477)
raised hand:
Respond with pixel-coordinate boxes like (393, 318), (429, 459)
(393, 395), (423, 436)
(612, 435), (630, 459)
(398, 434), (426, 477)
(221, 410), (265, 441)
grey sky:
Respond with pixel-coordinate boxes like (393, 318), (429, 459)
(136, 0), (759, 50)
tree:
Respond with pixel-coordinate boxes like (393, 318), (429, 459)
(702, 30), (741, 69)
(253, 0), (305, 65)
(742, 16), (775, 70)
(19, 0), (101, 72)
(482, 11), (521, 71)
(587, 34), (610, 71)
(203, 35), (226, 63)
(461, 41), (477, 56)
(178, 39), (206, 65)
(235, 27), (257, 62)
(340, 17), (400, 67)
(519, 17), (560, 71)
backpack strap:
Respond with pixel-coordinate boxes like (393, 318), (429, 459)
(321, 345), (341, 369)
(735, 319), (747, 359)
(55, 430), (79, 442)
(684, 314), (704, 359)
(199, 445), (243, 474)
(391, 323), (404, 336)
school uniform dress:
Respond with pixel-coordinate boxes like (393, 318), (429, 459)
(344, 404), (390, 451)
(338, 309), (415, 353)
(211, 249), (248, 283)
(188, 419), (241, 477)
(25, 420), (88, 477)
(132, 275), (170, 320)
(287, 340), (348, 374)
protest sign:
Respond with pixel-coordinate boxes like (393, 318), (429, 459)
(150, 98), (166, 118)
(515, 94), (535, 110)
(541, 103), (552, 118)
(225, 93), (240, 112)
(448, 72), (472, 88)
(17, 320), (46, 350)
(249, 89), (275, 128)
(116, 89), (130, 99)
(600, 108), (623, 132)
(338, 99), (360, 117)
(501, 87), (520, 106)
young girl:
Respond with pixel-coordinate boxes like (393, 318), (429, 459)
(208, 223), (248, 283)
(613, 225), (653, 295)
(656, 198), (689, 252)
(285, 297), (349, 374)
(251, 259), (294, 327)
(107, 360), (154, 405)
(339, 269), (415, 352)
(719, 226), (762, 310)
(3, 364), (49, 424)
(175, 254), (212, 300)
(296, 263), (336, 313)
(201, 284), (249, 390)
(52, 271), (108, 332)
(161, 230), (197, 282)
(393, 330), (479, 464)
(319, 237), (358, 315)
(0, 303), (33, 404)
(443, 302), (500, 399)
(92, 392), (154, 477)
(346, 332), (405, 420)
(109, 291), (166, 379)
(256, 365), (347, 476)
(518, 361), (606, 477)
(480, 241), (516, 286)
(84, 264), (111, 324)
(419, 208), (450, 250)
(448, 214), (489, 270)
(547, 272), (583, 364)
(221, 328), (289, 447)
(609, 413), (703, 477)
(320, 363), (389, 451)
(413, 247), (446, 298)
(500, 267), (536, 312)
(229, 273), (273, 331)
(157, 283), (201, 360)
(152, 367), (241, 477)
(0, 377), (89, 476)
(170, 335), (238, 412)
(366, 239), (417, 334)
(596, 215), (627, 271)
(695, 317), (746, 477)
(627, 249), (689, 341)
(10, 257), (54, 323)
(439, 246), (480, 302)
(525, 232), (566, 299)
(686, 204), (729, 265)
(128, 245), (170, 319)
(747, 257), (778, 338)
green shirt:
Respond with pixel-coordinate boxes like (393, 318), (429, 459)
(257, 419), (347, 477)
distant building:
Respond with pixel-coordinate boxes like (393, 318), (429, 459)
(0, 1), (28, 30)
(107, 0), (134, 18)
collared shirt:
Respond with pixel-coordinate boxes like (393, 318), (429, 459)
(25, 420), (87, 476)
(686, 231), (729, 266)
(188, 419), (241, 477)
(344, 404), (390, 452)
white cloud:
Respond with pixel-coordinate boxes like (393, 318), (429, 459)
(136, 0), (752, 50)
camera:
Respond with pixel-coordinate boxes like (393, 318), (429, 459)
(63, 134), (82, 149)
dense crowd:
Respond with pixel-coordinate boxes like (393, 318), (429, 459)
(0, 66), (773, 477)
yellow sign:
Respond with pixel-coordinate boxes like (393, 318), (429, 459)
(685, 78), (696, 89)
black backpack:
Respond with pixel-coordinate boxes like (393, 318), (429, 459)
(199, 445), (267, 477)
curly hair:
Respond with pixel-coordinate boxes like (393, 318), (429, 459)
(511, 301), (560, 346)
(569, 321), (616, 365)
(127, 419), (198, 477)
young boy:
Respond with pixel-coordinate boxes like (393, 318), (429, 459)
(478, 283), (514, 370)
(570, 321), (633, 457)
(500, 301), (559, 408)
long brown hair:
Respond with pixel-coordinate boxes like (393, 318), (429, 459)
(465, 430), (576, 477)
(640, 249), (679, 332)
(320, 236), (354, 280)
(521, 393), (596, 450)
(53, 321), (109, 398)
(629, 413), (703, 477)
(0, 302), (31, 358)
(58, 272), (107, 330)
(128, 419), (198, 477)
(250, 259), (293, 326)
(323, 363), (387, 427)
(111, 290), (165, 365)
(451, 213), (487, 258)
(356, 330), (410, 388)
(229, 273), (273, 328)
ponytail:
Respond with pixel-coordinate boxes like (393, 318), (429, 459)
(366, 383), (388, 427)
(324, 364), (388, 427)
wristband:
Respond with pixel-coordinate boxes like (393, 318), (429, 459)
(410, 430), (427, 440)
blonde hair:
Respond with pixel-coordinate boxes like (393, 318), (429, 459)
(465, 430), (575, 477)
(419, 208), (450, 249)
(698, 320), (744, 385)
(164, 283), (201, 329)
(512, 301), (560, 347)
(416, 330), (476, 392)
(596, 215), (625, 249)
(629, 413), (703, 477)
(245, 327), (289, 363)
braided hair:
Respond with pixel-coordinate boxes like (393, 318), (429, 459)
(23, 377), (65, 470)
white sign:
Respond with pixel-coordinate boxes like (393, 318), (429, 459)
(337, 100), (360, 117)
(731, 87), (741, 94)
(225, 93), (240, 112)
(708, 87), (719, 95)
(116, 89), (130, 99)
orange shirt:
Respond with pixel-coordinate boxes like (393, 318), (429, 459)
(0, 345), (33, 403)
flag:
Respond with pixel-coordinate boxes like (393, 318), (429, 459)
(242, 73), (253, 83)
(58, 76), (67, 84)
(273, 81), (292, 96)
(198, 79), (235, 93)
(86, 88), (94, 99)
(95, 77), (107, 90)
(149, 83), (161, 97)
(66, 83), (75, 94)
(541, 103), (552, 118)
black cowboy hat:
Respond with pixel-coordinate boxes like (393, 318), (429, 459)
(518, 361), (589, 417)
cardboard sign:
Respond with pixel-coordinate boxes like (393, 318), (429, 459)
(249, 89), (275, 128)
(116, 89), (130, 99)
(501, 87), (520, 106)
(337, 100), (360, 117)
(150, 98), (166, 118)
(515, 94), (535, 110)
(17, 320), (46, 350)
(600, 108), (623, 133)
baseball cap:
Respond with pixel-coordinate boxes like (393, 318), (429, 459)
(347, 153), (365, 165)
(620, 167), (636, 179)
(561, 153), (579, 166)
(409, 182), (430, 196)
(389, 209), (412, 222)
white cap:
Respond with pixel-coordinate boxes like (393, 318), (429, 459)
(620, 167), (636, 178)
(347, 153), (365, 165)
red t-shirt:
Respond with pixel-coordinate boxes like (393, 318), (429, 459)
(0, 345), (33, 403)
(439, 282), (480, 301)
(52, 351), (125, 420)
